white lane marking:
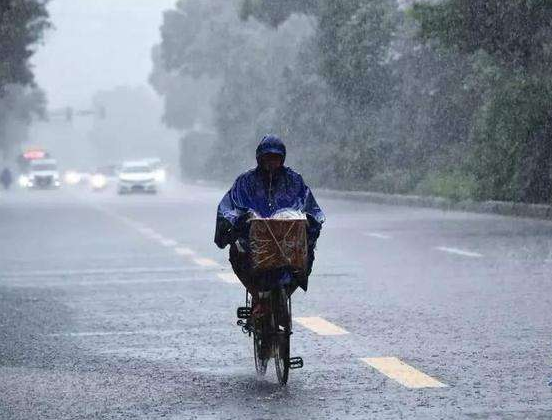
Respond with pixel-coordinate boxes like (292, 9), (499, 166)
(138, 227), (156, 236)
(48, 329), (188, 337)
(175, 247), (196, 256)
(294, 317), (349, 336)
(100, 347), (180, 360)
(193, 257), (221, 268)
(86, 206), (225, 274)
(159, 238), (178, 247)
(217, 272), (241, 284)
(0, 266), (189, 278)
(363, 232), (392, 240)
(435, 247), (483, 258)
(30, 278), (189, 288)
(360, 357), (447, 389)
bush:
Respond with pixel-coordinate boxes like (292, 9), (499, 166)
(414, 172), (477, 201)
(366, 169), (419, 194)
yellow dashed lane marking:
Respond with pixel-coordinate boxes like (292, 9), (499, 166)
(216, 272), (241, 284)
(360, 357), (447, 389)
(294, 317), (349, 336)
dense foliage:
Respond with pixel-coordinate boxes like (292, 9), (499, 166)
(150, 0), (312, 180)
(412, 0), (552, 203)
(152, 0), (552, 203)
(0, 0), (50, 159)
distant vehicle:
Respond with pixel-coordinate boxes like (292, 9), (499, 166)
(64, 170), (83, 186)
(90, 165), (118, 191)
(90, 173), (107, 191)
(17, 147), (52, 188)
(117, 161), (157, 194)
(141, 157), (167, 183)
(26, 159), (60, 189)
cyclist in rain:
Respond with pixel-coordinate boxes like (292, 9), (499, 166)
(1, 167), (12, 190)
(214, 135), (325, 315)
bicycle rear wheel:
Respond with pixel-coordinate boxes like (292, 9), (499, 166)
(272, 288), (291, 385)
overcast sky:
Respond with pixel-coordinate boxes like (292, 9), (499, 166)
(32, 0), (177, 110)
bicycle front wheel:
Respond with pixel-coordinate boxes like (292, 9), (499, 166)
(253, 331), (268, 376)
(272, 288), (291, 385)
(250, 292), (268, 376)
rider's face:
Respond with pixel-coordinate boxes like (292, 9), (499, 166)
(260, 153), (283, 173)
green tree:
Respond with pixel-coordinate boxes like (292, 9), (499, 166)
(0, 0), (51, 158)
(0, 85), (46, 158)
(413, 0), (552, 202)
(239, 0), (318, 27)
(241, 0), (399, 109)
(152, 0), (313, 180)
(412, 0), (552, 71)
(317, 0), (399, 109)
(0, 0), (50, 93)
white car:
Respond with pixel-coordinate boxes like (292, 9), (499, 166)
(117, 161), (157, 194)
(27, 159), (60, 189)
(141, 157), (167, 183)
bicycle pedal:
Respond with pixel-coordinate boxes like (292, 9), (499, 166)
(289, 357), (303, 370)
(237, 319), (253, 333)
(237, 307), (252, 319)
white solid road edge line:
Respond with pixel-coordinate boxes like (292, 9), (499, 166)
(435, 246), (483, 258)
(47, 329), (188, 337)
(294, 316), (350, 336)
(360, 357), (447, 389)
(88, 207), (223, 270)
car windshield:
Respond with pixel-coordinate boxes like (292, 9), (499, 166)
(122, 166), (151, 173)
(32, 164), (56, 171)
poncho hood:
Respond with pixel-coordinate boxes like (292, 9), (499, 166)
(255, 135), (286, 166)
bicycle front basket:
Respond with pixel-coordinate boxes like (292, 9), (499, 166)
(249, 218), (308, 273)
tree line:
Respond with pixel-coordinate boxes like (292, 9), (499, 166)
(0, 0), (50, 161)
(152, 0), (552, 204)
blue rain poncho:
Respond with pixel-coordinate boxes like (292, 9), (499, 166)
(214, 136), (325, 291)
(215, 135), (325, 249)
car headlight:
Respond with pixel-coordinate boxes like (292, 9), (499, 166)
(18, 175), (30, 188)
(91, 174), (107, 189)
(154, 169), (166, 183)
(64, 171), (80, 185)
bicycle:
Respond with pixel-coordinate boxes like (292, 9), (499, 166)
(237, 283), (303, 385)
(235, 217), (307, 385)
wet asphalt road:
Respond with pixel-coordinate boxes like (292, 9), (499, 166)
(1, 183), (551, 419)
